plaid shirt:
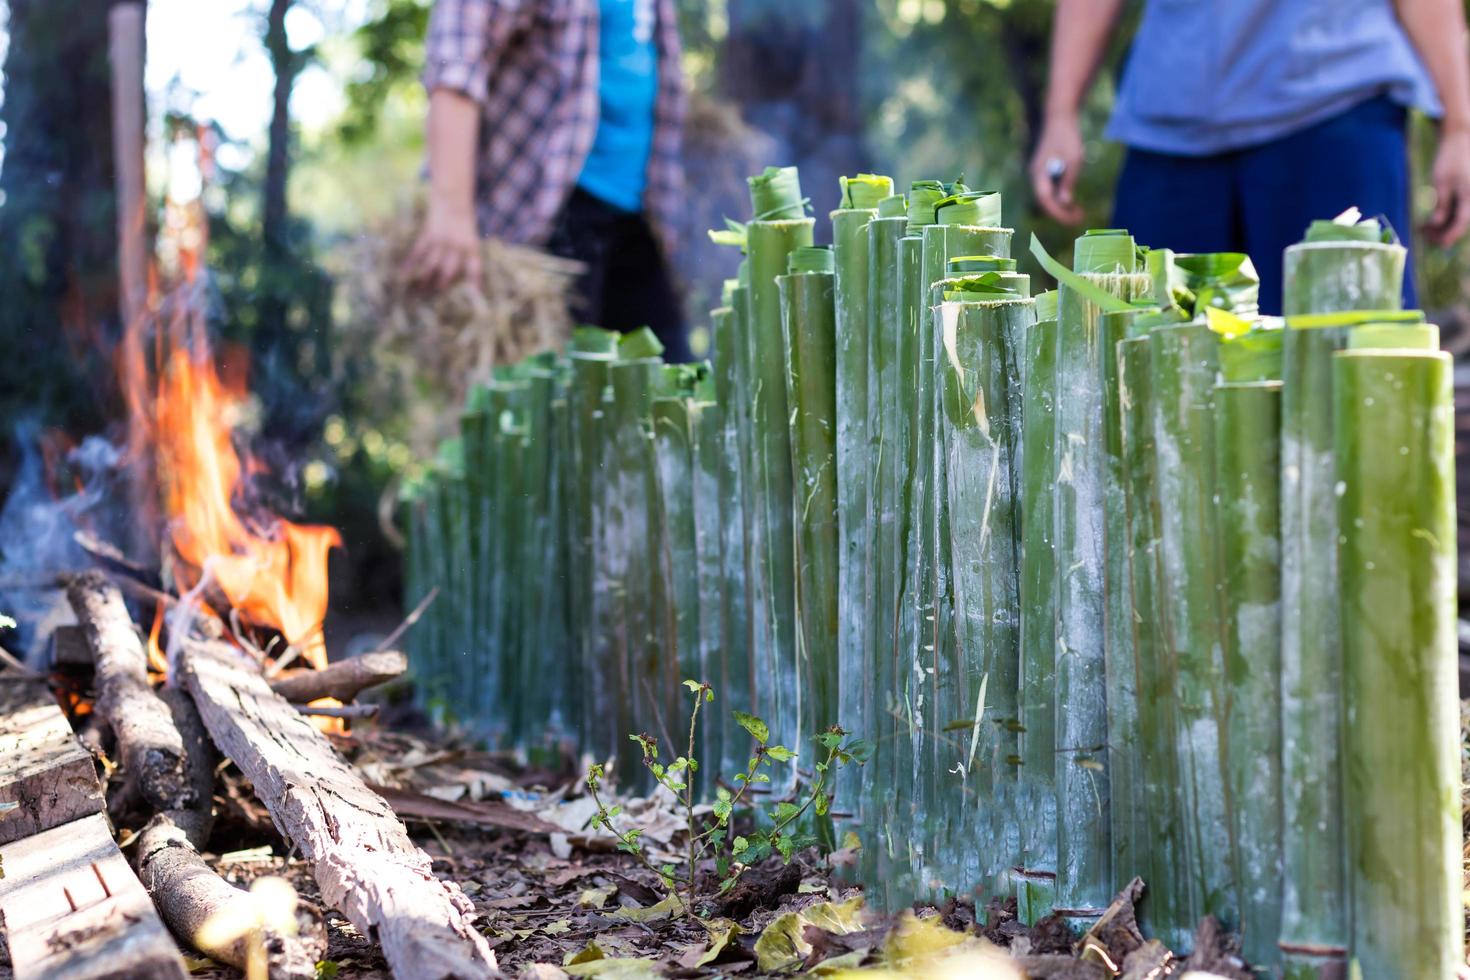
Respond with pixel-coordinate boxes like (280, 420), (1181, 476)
(423, 0), (686, 253)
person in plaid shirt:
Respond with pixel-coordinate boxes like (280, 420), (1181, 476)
(407, 0), (690, 360)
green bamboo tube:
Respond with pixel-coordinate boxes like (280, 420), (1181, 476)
(648, 363), (700, 740)
(482, 380), (527, 739)
(890, 215), (928, 903)
(1335, 348), (1461, 980)
(1116, 334), (1190, 947)
(1149, 320), (1235, 931)
(1099, 306), (1148, 900)
(862, 199), (908, 890)
(831, 176), (886, 835)
(606, 330), (666, 789)
(938, 294), (1034, 890)
(412, 475), (445, 710)
(568, 331), (620, 758)
(1282, 214), (1405, 316)
(928, 272), (1029, 885)
(780, 249), (840, 747)
(516, 362), (558, 746)
(1016, 290), (1059, 919)
(690, 391), (725, 798)
(652, 392), (702, 745)
(730, 268), (770, 751)
(547, 388), (577, 746)
(920, 215), (1012, 874)
(709, 285), (752, 778)
(1277, 309), (1433, 976)
(746, 168), (815, 782)
(1049, 230), (1150, 924)
(1215, 374), (1284, 976)
(459, 388), (490, 721)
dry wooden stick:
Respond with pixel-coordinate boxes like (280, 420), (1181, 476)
(269, 650), (407, 703)
(178, 637), (498, 979)
(64, 571), (192, 810)
(0, 677), (106, 845)
(135, 689), (323, 978)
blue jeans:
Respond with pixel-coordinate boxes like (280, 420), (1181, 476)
(1112, 94), (1415, 315)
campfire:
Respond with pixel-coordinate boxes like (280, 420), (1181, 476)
(0, 190), (494, 980)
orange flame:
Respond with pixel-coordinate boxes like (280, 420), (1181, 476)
(116, 118), (339, 679)
(151, 347), (339, 669)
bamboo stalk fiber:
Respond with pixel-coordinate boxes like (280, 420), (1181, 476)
(891, 211), (929, 903)
(1115, 334), (1189, 947)
(517, 361), (559, 745)
(606, 330), (667, 789)
(1149, 320), (1235, 932)
(690, 390), (726, 798)
(1277, 311), (1427, 977)
(568, 330), (621, 759)
(1214, 369), (1284, 975)
(709, 285), (753, 778)
(1098, 307), (1148, 902)
(1049, 230), (1150, 923)
(780, 248), (840, 741)
(919, 211), (1012, 885)
(652, 392), (701, 737)
(746, 167), (815, 790)
(1015, 288), (1059, 924)
(938, 293), (1034, 893)
(831, 174), (889, 842)
(1334, 348), (1462, 980)
(862, 198), (909, 891)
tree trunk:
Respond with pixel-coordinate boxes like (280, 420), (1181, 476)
(0, 0), (134, 472)
(258, 0), (296, 358)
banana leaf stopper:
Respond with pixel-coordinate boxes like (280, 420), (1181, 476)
(906, 178), (966, 231)
(1034, 289), (1059, 322)
(788, 245), (835, 275)
(618, 325), (665, 361)
(877, 193), (908, 218)
(1073, 228), (1140, 274)
(941, 271), (1025, 301)
(1304, 206), (1397, 244)
(839, 173), (895, 211)
(571, 326), (621, 355)
(935, 190), (1003, 228)
(949, 255), (1018, 274)
(749, 166), (807, 221)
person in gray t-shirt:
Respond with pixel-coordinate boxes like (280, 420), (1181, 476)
(1029, 0), (1470, 311)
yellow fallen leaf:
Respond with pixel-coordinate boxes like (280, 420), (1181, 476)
(608, 894), (684, 924)
(693, 918), (742, 968)
(754, 896), (867, 972)
(577, 884), (617, 909)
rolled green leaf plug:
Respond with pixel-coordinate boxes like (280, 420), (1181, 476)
(840, 173), (895, 210)
(749, 165), (807, 221)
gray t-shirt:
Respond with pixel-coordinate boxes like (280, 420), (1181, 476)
(1107, 0), (1442, 155)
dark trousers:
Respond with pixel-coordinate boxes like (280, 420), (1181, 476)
(547, 187), (690, 362)
(1112, 94), (1415, 315)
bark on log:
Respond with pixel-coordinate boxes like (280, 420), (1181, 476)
(0, 677), (105, 845)
(64, 571), (191, 810)
(136, 689), (323, 978)
(269, 650), (407, 703)
(0, 812), (188, 980)
(178, 638), (498, 979)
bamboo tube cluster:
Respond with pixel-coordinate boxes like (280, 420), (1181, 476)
(402, 188), (1461, 975)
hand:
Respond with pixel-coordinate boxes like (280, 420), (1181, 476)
(1030, 114), (1087, 225)
(404, 197), (483, 290)
(1425, 125), (1470, 247)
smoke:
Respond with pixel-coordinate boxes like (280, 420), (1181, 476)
(0, 422), (129, 664)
